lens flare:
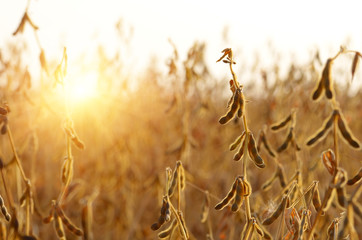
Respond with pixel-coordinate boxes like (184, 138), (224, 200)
(67, 72), (99, 103)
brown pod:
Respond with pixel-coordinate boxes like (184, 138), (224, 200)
(277, 164), (287, 188)
(322, 59), (333, 99)
(229, 132), (245, 151)
(336, 187), (346, 208)
(177, 211), (189, 239)
(262, 195), (288, 225)
(0, 196), (10, 222)
(347, 167), (362, 185)
(337, 113), (360, 148)
(312, 187), (323, 214)
(216, 48), (232, 62)
(271, 114), (292, 131)
(237, 91), (245, 118)
(53, 212), (65, 239)
(261, 131), (276, 157)
(24, 12), (39, 30)
(321, 149), (336, 176)
(151, 197), (169, 231)
(322, 188), (336, 212)
(13, 12), (27, 35)
(306, 110), (336, 146)
(168, 166), (178, 197)
(312, 78), (324, 100)
(247, 133), (265, 168)
(261, 174), (277, 191)
(231, 178), (244, 212)
(233, 133), (248, 161)
(254, 224), (264, 238)
(215, 178), (238, 210)
(277, 128), (293, 152)
(326, 219), (337, 240)
(43, 207), (54, 224)
(178, 162), (185, 191)
(351, 52), (360, 81)
(55, 206), (83, 236)
(158, 219), (177, 239)
(219, 89), (240, 124)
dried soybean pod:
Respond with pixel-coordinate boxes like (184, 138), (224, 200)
(248, 133), (265, 168)
(0, 196), (10, 222)
(200, 191), (210, 223)
(43, 207), (54, 224)
(216, 48), (231, 62)
(336, 187), (346, 209)
(177, 211), (189, 239)
(242, 178), (251, 197)
(231, 178), (244, 212)
(168, 165), (178, 197)
(151, 197), (169, 231)
(13, 12), (27, 35)
(24, 12), (38, 30)
(322, 59), (334, 99)
(271, 114), (292, 131)
(299, 210), (309, 237)
(261, 131), (276, 157)
(178, 162), (185, 191)
(306, 110), (336, 146)
(347, 167), (362, 185)
(53, 211), (65, 239)
(351, 52), (360, 81)
(219, 88), (241, 124)
(262, 195), (288, 225)
(237, 91), (245, 118)
(337, 112), (360, 148)
(72, 136), (85, 150)
(215, 178), (238, 210)
(261, 174), (277, 191)
(158, 219), (177, 239)
(252, 219), (264, 238)
(304, 182), (317, 208)
(322, 188), (336, 212)
(312, 187), (323, 214)
(312, 78), (324, 100)
(229, 132), (245, 151)
(277, 164), (287, 188)
(326, 218), (338, 240)
(333, 168), (348, 188)
(277, 128), (293, 152)
(233, 133), (248, 161)
(321, 149), (336, 176)
(55, 205), (83, 236)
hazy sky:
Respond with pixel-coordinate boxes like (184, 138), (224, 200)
(1, 0), (362, 79)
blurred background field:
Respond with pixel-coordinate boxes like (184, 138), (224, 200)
(0, 0), (361, 239)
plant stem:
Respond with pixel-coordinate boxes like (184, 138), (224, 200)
(7, 125), (28, 183)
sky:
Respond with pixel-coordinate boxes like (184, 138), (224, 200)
(1, 0), (362, 83)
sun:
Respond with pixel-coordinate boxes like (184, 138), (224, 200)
(66, 71), (99, 103)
